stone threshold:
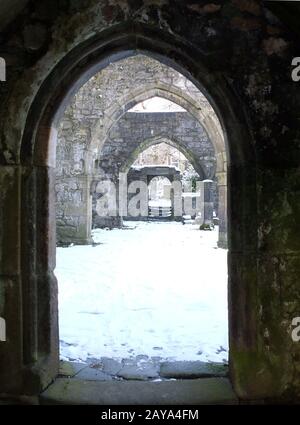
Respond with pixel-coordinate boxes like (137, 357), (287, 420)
(40, 377), (238, 405)
(58, 358), (229, 382)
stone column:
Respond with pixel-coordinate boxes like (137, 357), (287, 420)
(171, 172), (182, 221)
(216, 171), (227, 248)
(56, 174), (93, 245)
(0, 165), (24, 394)
(199, 179), (214, 228)
(0, 164), (60, 396)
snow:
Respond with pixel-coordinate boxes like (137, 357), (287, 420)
(131, 164), (180, 172)
(148, 199), (171, 207)
(57, 221), (228, 364)
(129, 97), (185, 113)
(182, 192), (201, 197)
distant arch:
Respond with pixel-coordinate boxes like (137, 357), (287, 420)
(90, 83), (225, 174)
(120, 135), (205, 180)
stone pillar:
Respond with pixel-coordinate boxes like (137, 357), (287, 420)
(0, 165), (24, 394)
(0, 164), (60, 396)
(217, 171), (227, 248)
(200, 179), (214, 228)
(56, 174), (93, 245)
(171, 172), (182, 221)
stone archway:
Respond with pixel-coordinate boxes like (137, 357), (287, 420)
(97, 111), (215, 179)
(18, 37), (255, 398)
(90, 83), (225, 172)
(4, 10), (294, 400)
(1, 1), (299, 404)
(92, 111), (217, 230)
(55, 55), (227, 247)
(126, 165), (182, 221)
(89, 82), (227, 246)
(87, 76), (227, 246)
(121, 135), (206, 178)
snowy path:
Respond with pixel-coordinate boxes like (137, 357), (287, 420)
(57, 222), (228, 363)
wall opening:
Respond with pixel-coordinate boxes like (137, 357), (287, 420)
(18, 25), (258, 401)
(54, 59), (228, 383)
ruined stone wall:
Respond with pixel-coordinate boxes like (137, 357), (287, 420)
(56, 54), (221, 174)
(92, 111), (216, 227)
(99, 111), (216, 178)
(56, 55), (221, 242)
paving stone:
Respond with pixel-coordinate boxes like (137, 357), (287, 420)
(159, 361), (228, 379)
(117, 364), (159, 381)
(121, 358), (135, 365)
(74, 367), (112, 381)
(58, 361), (88, 378)
(100, 357), (123, 375)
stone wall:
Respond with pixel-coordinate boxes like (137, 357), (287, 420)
(56, 53), (223, 176)
(56, 56), (222, 243)
(91, 110), (216, 228)
(101, 111), (216, 177)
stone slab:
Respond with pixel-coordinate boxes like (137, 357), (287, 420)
(117, 364), (159, 381)
(159, 361), (228, 379)
(87, 357), (123, 376)
(101, 357), (123, 376)
(40, 377), (238, 405)
(74, 367), (112, 381)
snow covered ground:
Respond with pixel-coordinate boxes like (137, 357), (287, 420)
(57, 221), (228, 364)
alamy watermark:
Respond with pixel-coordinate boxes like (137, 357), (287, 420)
(292, 57), (300, 82)
(0, 317), (6, 342)
(94, 173), (205, 221)
(291, 317), (300, 342)
(0, 57), (6, 82)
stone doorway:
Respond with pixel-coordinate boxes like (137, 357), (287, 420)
(54, 54), (229, 390)
(11, 26), (262, 403)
